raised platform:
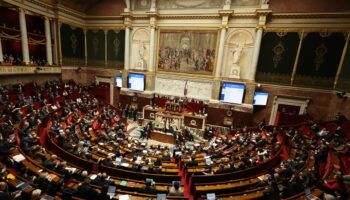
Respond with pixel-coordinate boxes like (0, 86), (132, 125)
(150, 130), (175, 144)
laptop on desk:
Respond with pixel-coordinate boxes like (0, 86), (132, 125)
(304, 188), (319, 200)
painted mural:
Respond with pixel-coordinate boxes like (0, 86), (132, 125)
(157, 29), (218, 76)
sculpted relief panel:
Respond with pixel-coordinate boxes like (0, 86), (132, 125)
(223, 29), (255, 79)
(131, 0), (261, 10)
(131, 28), (150, 70)
(186, 81), (212, 100)
(155, 77), (212, 100)
(155, 77), (185, 96)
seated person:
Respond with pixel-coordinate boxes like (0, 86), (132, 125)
(141, 178), (156, 194)
(169, 181), (184, 196)
(75, 178), (98, 200)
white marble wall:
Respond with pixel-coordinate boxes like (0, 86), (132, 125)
(155, 75), (213, 100)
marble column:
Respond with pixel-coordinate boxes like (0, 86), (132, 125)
(51, 20), (58, 64)
(19, 8), (30, 65)
(124, 27), (130, 70)
(148, 27), (155, 72)
(0, 37), (3, 63)
(44, 17), (53, 65)
(248, 27), (263, 81)
(215, 28), (227, 77)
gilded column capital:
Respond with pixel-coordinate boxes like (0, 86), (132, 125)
(256, 25), (266, 31)
(43, 16), (51, 21)
(124, 25), (133, 30)
(18, 7), (25, 13)
(148, 24), (157, 29)
(220, 25), (228, 30)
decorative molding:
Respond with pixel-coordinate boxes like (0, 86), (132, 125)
(0, 66), (61, 75)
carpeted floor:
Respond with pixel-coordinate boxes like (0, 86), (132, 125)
(127, 120), (196, 199)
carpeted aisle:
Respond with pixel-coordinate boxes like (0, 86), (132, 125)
(177, 161), (194, 200)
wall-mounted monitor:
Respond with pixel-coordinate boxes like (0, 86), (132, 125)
(220, 82), (245, 104)
(116, 76), (122, 88)
(128, 73), (145, 91)
(253, 91), (269, 106)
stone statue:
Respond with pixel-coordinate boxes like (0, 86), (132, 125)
(231, 42), (245, 64)
(263, 0), (270, 4)
(223, 0), (231, 10)
(124, 0), (130, 9)
(150, 0), (157, 11)
(139, 42), (146, 58)
(137, 42), (147, 69)
(229, 42), (246, 79)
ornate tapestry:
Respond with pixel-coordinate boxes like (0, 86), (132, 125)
(107, 30), (125, 69)
(157, 29), (218, 76)
(60, 23), (84, 66)
(256, 32), (299, 85)
(87, 29), (105, 67)
(295, 32), (346, 89)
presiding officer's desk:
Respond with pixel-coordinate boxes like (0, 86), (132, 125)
(143, 105), (207, 130)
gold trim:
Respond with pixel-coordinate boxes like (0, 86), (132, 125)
(266, 28), (350, 33)
(291, 31), (305, 86)
(83, 28), (87, 66)
(104, 29), (108, 68)
(154, 27), (220, 79)
(57, 19), (62, 66)
(85, 27), (125, 30)
(333, 32), (350, 89)
(58, 19), (85, 29)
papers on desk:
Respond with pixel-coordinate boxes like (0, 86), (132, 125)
(207, 193), (216, 200)
(126, 182), (136, 187)
(107, 185), (116, 198)
(120, 180), (127, 186)
(65, 167), (77, 174)
(108, 153), (115, 157)
(258, 175), (265, 181)
(90, 174), (97, 180)
(7, 173), (15, 180)
(121, 163), (129, 167)
(157, 193), (166, 200)
(40, 195), (54, 200)
(205, 157), (213, 165)
(47, 174), (57, 181)
(13, 154), (25, 162)
(16, 182), (30, 190)
(119, 195), (130, 200)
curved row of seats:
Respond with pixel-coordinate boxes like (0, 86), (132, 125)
(1, 81), (349, 200)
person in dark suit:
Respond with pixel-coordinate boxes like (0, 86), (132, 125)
(96, 185), (110, 200)
(141, 179), (156, 194)
(75, 178), (98, 200)
(34, 173), (50, 193)
(169, 181), (184, 196)
(186, 156), (198, 167)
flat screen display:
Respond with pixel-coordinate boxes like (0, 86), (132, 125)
(220, 82), (245, 104)
(253, 92), (269, 106)
(116, 76), (122, 88)
(128, 73), (145, 91)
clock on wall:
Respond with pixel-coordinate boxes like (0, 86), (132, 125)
(226, 110), (233, 117)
